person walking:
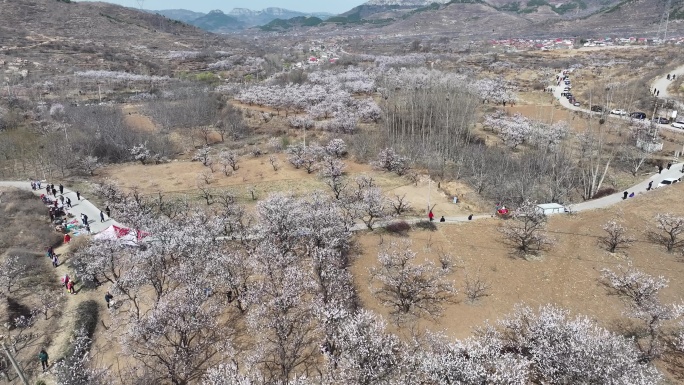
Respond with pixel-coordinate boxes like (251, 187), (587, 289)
(628, 192), (635, 198)
(67, 280), (75, 294)
(468, 214), (473, 220)
(623, 191), (628, 200)
(105, 292), (114, 309)
(657, 90), (660, 96)
(647, 181), (653, 191)
(100, 211), (105, 222)
(428, 210), (435, 222)
(59, 195), (64, 204)
(39, 349), (49, 371)
(105, 206), (111, 218)
(59, 184), (63, 195)
(47, 246), (54, 258)
(52, 254), (58, 268)
(51, 187), (57, 196)
(66, 197), (72, 208)
(439, 216), (446, 222)
(667, 162), (672, 170)
(62, 274), (69, 288)
(63, 233), (71, 244)
(83, 214), (89, 224)
(658, 165), (663, 174)
(76, 191), (81, 200)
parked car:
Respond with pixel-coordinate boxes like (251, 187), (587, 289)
(565, 94), (573, 99)
(656, 178), (680, 188)
(590, 105), (604, 112)
(610, 109), (627, 116)
(573, 101), (581, 107)
(653, 117), (669, 124)
(629, 112), (646, 120)
(672, 121), (684, 129)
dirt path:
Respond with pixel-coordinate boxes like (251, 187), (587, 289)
(36, 243), (106, 385)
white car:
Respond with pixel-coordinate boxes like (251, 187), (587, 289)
(656, 178), (680, 188)
(672, 121), (684, 129)
(610, 109), (627, 116)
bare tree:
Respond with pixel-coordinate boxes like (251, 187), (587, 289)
(600, 218), (636, 253)
(369, 240), (456, 322)
(577, 128), (614, 200)
(499, 201), (553, 255)
(463, 267), (491, 304)
(648, 213), (684, 253)
(268, 154), (280, 171)
(197, 186), (215, 206)
(198, 125), (213, 145)
(217, 104), (246, 142)
(389, 193), (411, 215)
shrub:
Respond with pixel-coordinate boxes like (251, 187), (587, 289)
(592, 187), (617, 200)
(385, 221), (411, 234)
(73, 300), (99, 339)
(415, 221), (437, 231)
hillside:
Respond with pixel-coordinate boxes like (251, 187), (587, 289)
(150, 8), (205, 23)
(149, 7), (334, 32)
(555, 0), (684, 37)
(0, 0), (244, 79)
(188, 10), (246, 32)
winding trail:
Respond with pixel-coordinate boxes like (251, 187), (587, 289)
(4, 63), (684, 229)
(651, 64), (684, 111)
(3, 164), (681, 233)
(553, 68), (684, 133)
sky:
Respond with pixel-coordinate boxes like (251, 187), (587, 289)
(75, 0), (367, 14)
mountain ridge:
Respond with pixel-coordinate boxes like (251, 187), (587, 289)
(151, 7), (333, 32)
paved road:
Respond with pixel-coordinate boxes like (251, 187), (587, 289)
(553, 70), (684, 134)
(3, 166), (684, 232)
(651, 64), (684, 111)
(0, 181), (119, 234)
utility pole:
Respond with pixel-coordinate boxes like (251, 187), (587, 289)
(427, 179), (431, 214)
(1, 341), (29, 385)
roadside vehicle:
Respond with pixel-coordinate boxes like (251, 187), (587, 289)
(656, 178), (680, 188)
(672, 121), (684, 129)
(653, 117), (669, 124)
(629, 112), (646, 120)
(610, 109), (627, 116)
(573, 101), (581, 106)
(590, 105), (604, 112)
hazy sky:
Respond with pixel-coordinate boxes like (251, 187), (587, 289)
(75, 0), (366, 14)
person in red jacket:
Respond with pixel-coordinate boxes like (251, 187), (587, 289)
(428, 210), (434, 222)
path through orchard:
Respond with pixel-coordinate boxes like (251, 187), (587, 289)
(0, 181), (118, 385)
